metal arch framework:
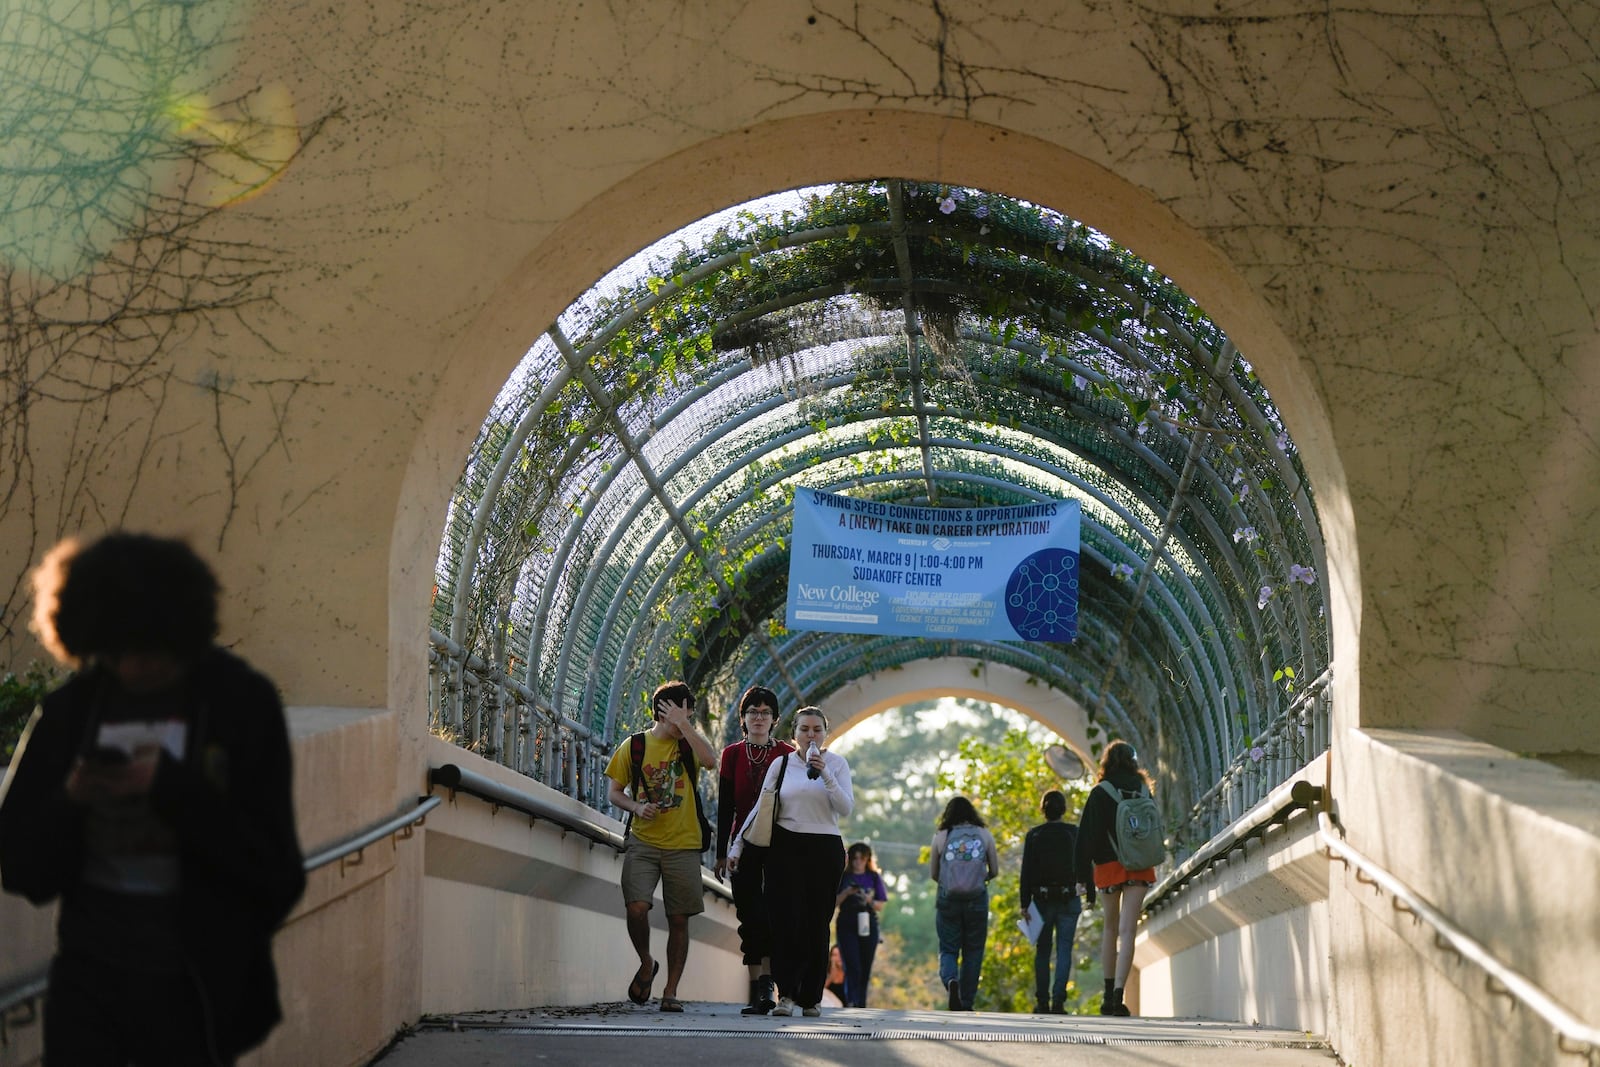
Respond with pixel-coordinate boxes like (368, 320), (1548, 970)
(430, 181), (1331, 820)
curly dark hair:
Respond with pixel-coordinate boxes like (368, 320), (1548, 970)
(1097, 739), (1155, 791)
(938, 795), (986, 830)
(30, 533), (220, 666)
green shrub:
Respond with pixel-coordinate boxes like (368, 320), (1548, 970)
(1, 663), (58, 763)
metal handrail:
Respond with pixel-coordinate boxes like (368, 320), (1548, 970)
(1317, 807), (1600, 1061)
(0, 970), (46, 1046)
(1144, 775), (1324, 912)
(427, 630), (604, 804)
(1169, 670), (1332, 851)
(0, 795), (439, 1043)
(304, 796), (441, 871)
(429, 764), (732, 903)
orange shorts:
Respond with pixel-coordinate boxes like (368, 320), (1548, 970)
(1093, 860), (1156, 890)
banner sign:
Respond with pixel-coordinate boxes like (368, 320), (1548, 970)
(785, 490), (1081, 642)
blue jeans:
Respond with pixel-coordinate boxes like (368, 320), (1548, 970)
(934, 888), (988, 1008)
(1032, 891), (1082, 1007)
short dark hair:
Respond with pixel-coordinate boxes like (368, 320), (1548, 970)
(738, 685), (779, 717)
(651, 680), (694, 719)
(1040, 789), (1067, 820)
(31, 532), (219, 666)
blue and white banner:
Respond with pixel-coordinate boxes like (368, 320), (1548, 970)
(785, 490), (1081, 643)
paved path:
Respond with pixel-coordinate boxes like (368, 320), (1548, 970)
(373, 1001), (1335, 1066)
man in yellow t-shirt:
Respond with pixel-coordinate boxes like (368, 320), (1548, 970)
(605, 680), (718, 1012)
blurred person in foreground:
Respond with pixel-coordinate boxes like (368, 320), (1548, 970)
(0, 532), (306, 1065)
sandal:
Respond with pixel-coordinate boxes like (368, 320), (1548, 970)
(659, 996), (684, 1013)
(627, 960), (659, 1005)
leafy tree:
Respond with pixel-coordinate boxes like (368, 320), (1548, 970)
(829, 698), (1104, 1012)
(935, 726), (1105, 1013)
(1, 663), (57, 763)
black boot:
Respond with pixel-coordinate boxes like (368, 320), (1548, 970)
(1110, 986), (1131, 1017)
(741, 975), (776, 1015)
(1099, 979), (1116, 1015)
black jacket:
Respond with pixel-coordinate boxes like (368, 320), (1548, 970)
(1019, 819), (1081, 909)
(1074, 770), (1150, 883)
(0, 649), (306, 1058)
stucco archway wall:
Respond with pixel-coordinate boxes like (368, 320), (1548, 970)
(3, 6), (1596, 1061)
(821, 657), (1094, 766)
(8, 3), (1592, 768)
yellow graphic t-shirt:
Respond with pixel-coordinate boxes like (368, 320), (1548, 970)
(605, 731), (702, 850)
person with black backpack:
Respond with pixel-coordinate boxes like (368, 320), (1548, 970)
(1074, 740), (1162, 1017)
(929, 796), (999, 1011)
(604, 680), (719, 1013)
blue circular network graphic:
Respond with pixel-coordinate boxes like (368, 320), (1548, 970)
(1004, 548), (1079, 641)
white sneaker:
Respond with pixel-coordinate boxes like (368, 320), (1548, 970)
(771, 997), (795, 1017)
(802, 1005), (821, 1017)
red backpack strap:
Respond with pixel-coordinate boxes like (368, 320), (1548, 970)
(624, 732), (646, 835)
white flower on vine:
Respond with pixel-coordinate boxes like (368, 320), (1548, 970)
(1257, 585), (1274, 610)
(1249, 745), (1266, 763)
(1232, 526), (1259, 544)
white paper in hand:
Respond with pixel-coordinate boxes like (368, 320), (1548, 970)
(1017, 901), (1044, 945)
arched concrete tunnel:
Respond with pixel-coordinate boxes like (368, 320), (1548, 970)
(3, 6), (1598, 1066)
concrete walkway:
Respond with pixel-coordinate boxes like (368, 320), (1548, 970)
(373, 1001), (1335, 1066)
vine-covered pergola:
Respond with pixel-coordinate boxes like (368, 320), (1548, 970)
(429, 181), (1330, 837)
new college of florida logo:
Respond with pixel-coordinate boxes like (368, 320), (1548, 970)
(1004, 548), (1079, 641)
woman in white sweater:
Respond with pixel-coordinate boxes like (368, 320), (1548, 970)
(728, 706), (852, 1016)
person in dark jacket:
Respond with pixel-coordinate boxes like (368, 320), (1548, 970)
(1019, 788), (1089, 1014)
(0, 532), (306, 1065)
(1074, 739), (1156, 1018)
(714, 684), (794, 1014)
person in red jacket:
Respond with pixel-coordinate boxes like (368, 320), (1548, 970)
(0, 532), (306, 1065)
(714, 685), (794, 1014)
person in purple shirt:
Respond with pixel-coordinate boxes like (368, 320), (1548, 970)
(833, 841), (889, 1007)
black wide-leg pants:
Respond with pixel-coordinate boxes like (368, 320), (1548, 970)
(764, 825), (846, 1008)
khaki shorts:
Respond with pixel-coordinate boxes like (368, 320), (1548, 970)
(621, 840), (706, 916)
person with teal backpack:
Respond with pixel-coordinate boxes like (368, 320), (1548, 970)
(1074, 740), (1164, 1017)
